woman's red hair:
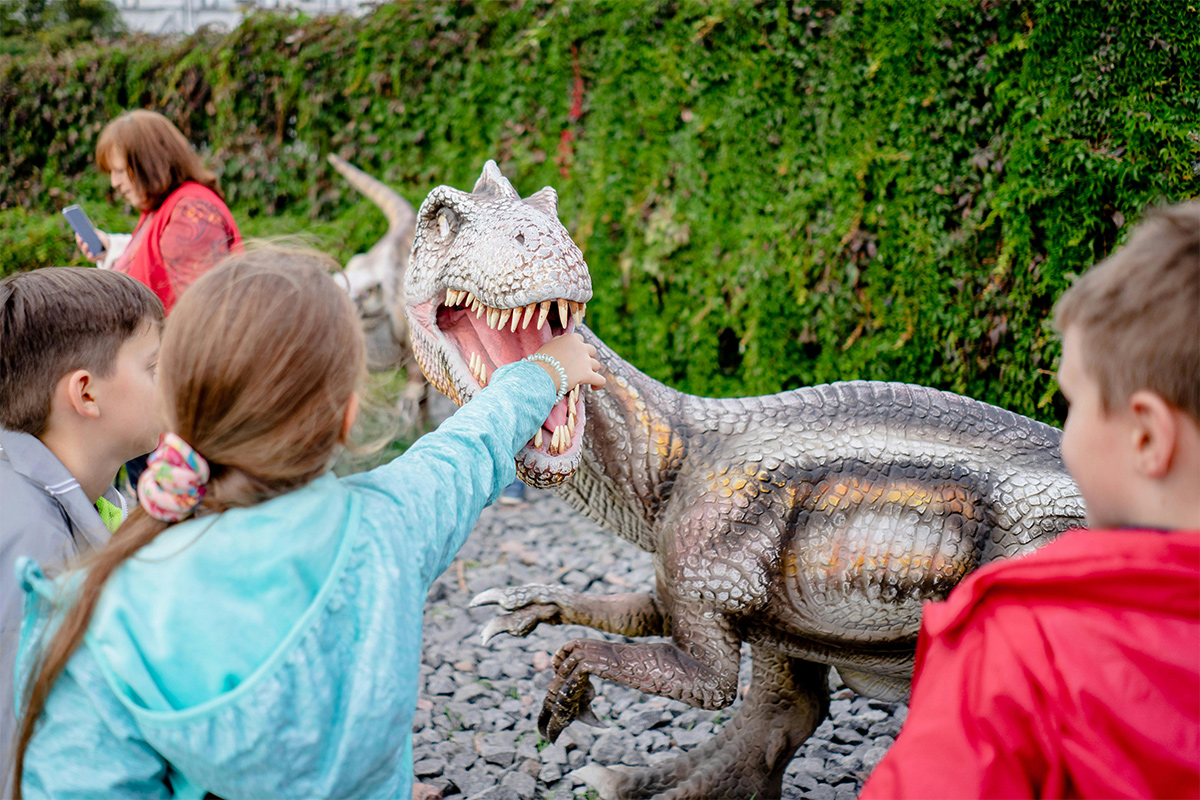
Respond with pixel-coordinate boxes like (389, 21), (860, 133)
(96, 110), (224, 211)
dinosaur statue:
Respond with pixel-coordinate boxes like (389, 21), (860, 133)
(401, 161), (1085, 800)
(326, 154), (429, 430)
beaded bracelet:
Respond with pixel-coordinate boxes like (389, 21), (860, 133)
(525, 353), (569, 402)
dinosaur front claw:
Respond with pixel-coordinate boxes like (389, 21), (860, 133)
(539, 643), (603, 742)
(469, 588), (506, 608)
(478, 603), (563, 645)
(474, 584), (571, 644)
(575, 700), (610, 729)
(539, 671), (599, 742)
(470, 583), (570, 610)
(479, 617), (507, 645)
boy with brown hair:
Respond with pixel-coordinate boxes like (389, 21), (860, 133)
(861, 202), (1200, 799)
(0, 267), (164, 786)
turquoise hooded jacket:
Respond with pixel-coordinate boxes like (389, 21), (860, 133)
(15, 361), (557, 799)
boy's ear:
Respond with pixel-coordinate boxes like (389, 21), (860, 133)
(1128, 389), (1177, 479)
(58, 369), (102, 420)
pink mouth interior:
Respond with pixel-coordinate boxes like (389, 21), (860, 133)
(419, 296), (584, 449)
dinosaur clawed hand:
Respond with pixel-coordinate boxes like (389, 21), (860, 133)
(470, 584), (574, 644)
(472, 587), (610, 740)
(539, 641), (608, 741)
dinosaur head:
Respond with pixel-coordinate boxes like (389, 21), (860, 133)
(406, 161), (593, 488)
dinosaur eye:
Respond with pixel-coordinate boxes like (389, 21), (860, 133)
(435, 206), (458, 241)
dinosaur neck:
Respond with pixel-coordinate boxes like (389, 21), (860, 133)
(553, 327), (687, 553)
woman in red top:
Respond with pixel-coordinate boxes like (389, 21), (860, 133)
(76, 110), (241, 313)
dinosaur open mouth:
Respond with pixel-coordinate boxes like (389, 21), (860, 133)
(418, 289), (588, 458)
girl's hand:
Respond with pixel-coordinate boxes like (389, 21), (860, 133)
(75, 230), (110, 263)
(533, 333), (606, 393)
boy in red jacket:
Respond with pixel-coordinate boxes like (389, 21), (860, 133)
(861, 202), (1200, 799)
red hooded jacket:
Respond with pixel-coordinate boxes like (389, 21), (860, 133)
(861, 528), (1200, 799)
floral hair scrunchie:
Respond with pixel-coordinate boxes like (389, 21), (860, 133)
(138, 432), (210, 522)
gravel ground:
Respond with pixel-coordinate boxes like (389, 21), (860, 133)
(412, 486), (907, 800)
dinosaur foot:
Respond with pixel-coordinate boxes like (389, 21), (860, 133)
(569, 650), (831, 799)
(566, 719), (788, 800)
(568, 765), (630, 800)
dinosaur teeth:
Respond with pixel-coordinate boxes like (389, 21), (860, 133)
(537, 301), (551, 331)
(557, 299), (569, 329)
(463, 291), (475, 308)
(488, 307), (499, 329)
(474, 299), (485, 319)
(572, 301), (586, 327)
(567, 415), (575, 437)
(522, 303), (536, 330)
(534, 428), (543, 449)
(510, 307), (521, 332)
(498, 308), (512, 329)
(469, 352), (489, 385)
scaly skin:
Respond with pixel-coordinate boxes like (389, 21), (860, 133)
(400, 161), (1085, 799)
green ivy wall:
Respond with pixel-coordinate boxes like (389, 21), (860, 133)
(2, 0), (1196, 424)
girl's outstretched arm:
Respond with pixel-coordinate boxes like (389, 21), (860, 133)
(343, 359), (558, 587)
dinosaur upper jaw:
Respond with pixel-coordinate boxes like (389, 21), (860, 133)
(409, 289), (589, 488)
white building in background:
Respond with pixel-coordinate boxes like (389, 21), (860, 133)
(114, 0), (371, 35)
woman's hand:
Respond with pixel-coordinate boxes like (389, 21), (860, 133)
(533, 333), (606, 393)
(75, 230), (110, 263)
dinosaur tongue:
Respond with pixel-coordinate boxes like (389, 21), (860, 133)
(544, 398), (569, 431)
(431, 300), (577, 440)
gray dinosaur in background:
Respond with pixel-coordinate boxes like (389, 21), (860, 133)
(402, 161), (1085, 799)
(327, 154), (429, 429)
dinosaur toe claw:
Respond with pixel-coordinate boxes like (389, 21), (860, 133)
(568, 765), (625, 800)
(479, 618), (506, 645)
(537, 706), (560, 742)
(469, 588), (505, 608)
(576, 704), (609, 729)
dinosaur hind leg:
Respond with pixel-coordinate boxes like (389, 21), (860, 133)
(573, 647), (830, 800)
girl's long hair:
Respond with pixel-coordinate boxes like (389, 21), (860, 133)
(12, 247), (365, 795)
(96, 109), (225, 211)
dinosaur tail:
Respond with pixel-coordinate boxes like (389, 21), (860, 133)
(326, 153), (416, 234)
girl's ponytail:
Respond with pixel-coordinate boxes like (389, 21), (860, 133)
(13, 509), (167, 796)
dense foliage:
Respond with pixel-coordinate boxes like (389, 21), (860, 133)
(0, 0), (123, 56)
(2, 0), (1196, 423)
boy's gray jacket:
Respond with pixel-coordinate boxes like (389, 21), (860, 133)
(0, 428), (122, 783)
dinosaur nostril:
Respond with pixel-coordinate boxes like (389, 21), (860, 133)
(515, 233), (525, 246)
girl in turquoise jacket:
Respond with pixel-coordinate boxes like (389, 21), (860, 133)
(12, 247), (605, 799)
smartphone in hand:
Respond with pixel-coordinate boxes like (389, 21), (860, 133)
(62, 204), (106, 258)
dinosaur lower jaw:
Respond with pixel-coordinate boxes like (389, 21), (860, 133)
(409, 292), (589, 486)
